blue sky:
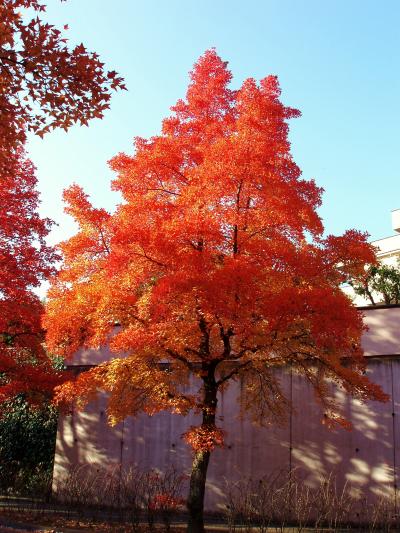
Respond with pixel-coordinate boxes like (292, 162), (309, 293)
(27, 0), (400, 249)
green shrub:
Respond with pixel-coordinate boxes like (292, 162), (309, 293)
(0, 395), (58, 497)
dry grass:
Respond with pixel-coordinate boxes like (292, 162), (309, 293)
(224, 469), (397, 532)
(2, 467), (397, 532)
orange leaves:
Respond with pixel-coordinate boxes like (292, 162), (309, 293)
(46, 49), (386, 441)
(63, 185), (110, 227)
(183, 425), (225, 452)
(61, 185), (111, 265)
(54, 357), (195, 425)
(53, 366), (104, 412)
(322, 229), (377, 283)
(172, 49), (234, 125)
(0, 1), (124, 405)
(149, 493), (185, 512)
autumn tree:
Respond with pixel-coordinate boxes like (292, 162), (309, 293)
(44, 50), (387, 533)
(0, 1), (123, 403)
(0, 147), (63, 403)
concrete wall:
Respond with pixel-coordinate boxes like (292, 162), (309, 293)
(53, 306), (400, 511)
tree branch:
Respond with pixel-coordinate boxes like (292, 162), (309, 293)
(216, 360), (252, 387)
(165, 348), (194, 371)
(160, 163), (188, 183)
(133, 248), (167, 268)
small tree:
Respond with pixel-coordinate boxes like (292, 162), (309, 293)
(349, 262), (400, 305)
(45, 50), (388, 533)
(0, 395), (58, 495)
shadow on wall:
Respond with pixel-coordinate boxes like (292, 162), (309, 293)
(53, 358), (397, 514)
(362, 307), (400, 356)
(290, 360), (395, 501)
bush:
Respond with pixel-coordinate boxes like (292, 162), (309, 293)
(54, 464), (185, 531)
(0, 395), (58, 497)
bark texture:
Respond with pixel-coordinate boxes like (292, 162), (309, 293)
(187, 364), (218, 533)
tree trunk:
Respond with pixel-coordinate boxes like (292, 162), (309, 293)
(187, 448), (211, 533)
(187, 363), (218, 533)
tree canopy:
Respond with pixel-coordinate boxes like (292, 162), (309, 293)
(0, 0), (123, 406)
(44, 50), (388, 533)
(349, 262), (400, 306)
(0, 148), (63, 403)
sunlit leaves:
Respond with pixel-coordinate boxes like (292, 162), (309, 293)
(349, 262), (400, 306)
(0, 0), (125, 172)
(0, 148), (62, 404)
(183, 425), (225, 452)
(0, 0), (123, 405)
(46, 49), (387, 443)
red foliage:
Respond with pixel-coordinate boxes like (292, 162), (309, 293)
(45, 49), (387, 439)
(149, 493), (185, 512)
(183, 425), (225, 452)
(0, 0), (124, 405)
(0, 148), (63, 404)
(0, 0), (125, 170)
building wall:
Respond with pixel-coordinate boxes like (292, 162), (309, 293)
(53, 306), (400, 512)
